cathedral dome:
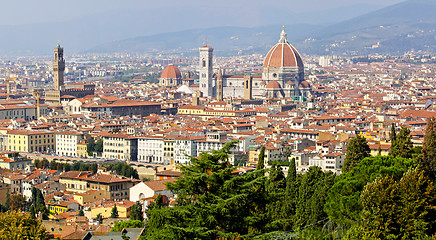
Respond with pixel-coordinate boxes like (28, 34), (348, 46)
(263, 27), (303, 68)
(266, 80), (282, 89)
(161, 65), (182, 79)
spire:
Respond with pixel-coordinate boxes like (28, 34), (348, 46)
(279, 25), (288, 43)
(217, 67), (223, 80)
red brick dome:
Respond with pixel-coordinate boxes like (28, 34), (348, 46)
(161, 65), (181, 79)
(263, 27), (303, 68)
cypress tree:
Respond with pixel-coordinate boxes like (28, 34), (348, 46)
(256, 146), (266, 170)
(390, 123), (396, 144)
(111, 204), (119, 218)
(422, 117), (436, 178)
(391, 126), (413, 158)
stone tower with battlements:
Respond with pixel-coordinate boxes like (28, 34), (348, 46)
(53, 44), (65, 91)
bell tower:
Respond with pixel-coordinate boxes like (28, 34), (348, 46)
(199, 45), (213, 97)
(53, 43), (65, 91)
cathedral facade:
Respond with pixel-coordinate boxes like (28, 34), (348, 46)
(200, 27), (311, 101)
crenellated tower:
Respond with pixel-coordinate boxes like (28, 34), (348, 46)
(53, 44), (65, 91)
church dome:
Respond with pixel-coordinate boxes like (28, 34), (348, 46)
(266, 80), (282, 89)
(263, 27), (304, 68)
(161, 65), (182, 79)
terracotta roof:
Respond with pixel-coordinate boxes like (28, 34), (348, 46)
(266, 80), (282, 89)
(161, 65), (182, 79)
(144, 179), (177, 191)
(263, 29), (303, 68)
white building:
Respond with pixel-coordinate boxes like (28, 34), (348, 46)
(173, 136), (202, 164)
(129, 179), (175, 203)
(56, 131), (84, 157)
(138, 136), (164, 164)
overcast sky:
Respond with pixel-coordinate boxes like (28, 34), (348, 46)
(1, 0), (406, 26)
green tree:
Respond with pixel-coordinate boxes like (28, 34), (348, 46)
(0, 211), (48, 240)
(342, 135), (370, 172)
(130, 202), (143, 221)
(111, 204), (119, 218)
(325, 155), (415, 237)
(95, 213), (103, 223)
(111, 220), (143, 232)
(390, 123), (396, 144)
(144, 141), (270, 239)
(256, 146), (265, 170)
(41, 159), (49, 169)
(287, 158), (296, 184)
(49, 160), (57, 170)
(87, 137), (96, 156)
(421, 117), (436, 178)
(90, 163), (98, 174)
(295, 166), (335, 230)
(391, 126), (413, 158)
(30, 187), (49, 220)
(95, 139), (104, 153)
(347, 167), (435, 239)
(78, 209), (84, 216)
(34, 159), (41, 168)
(64, 163), (71, 172)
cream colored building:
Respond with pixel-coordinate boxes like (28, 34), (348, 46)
(100, 132), (138, 161)
(73, 189), (110, 205)
(89, 200), (135, 219)
(56, 131), (84, 157)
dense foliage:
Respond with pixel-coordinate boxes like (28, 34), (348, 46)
(111, 220), (144, 232)
(0, 211), (48, 240)
(104, 162), (139, 179)
(141, 120), (436, 239)
(29, 187), (49, 220)
(342, 135), (370, 172)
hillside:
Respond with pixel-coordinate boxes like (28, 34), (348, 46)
(88, 0), (436, 56)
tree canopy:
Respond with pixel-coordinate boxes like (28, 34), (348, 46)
(0, 211), (48, 240)
(342, 135), (370, 172)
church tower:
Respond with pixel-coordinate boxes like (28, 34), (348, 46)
(216, 68), (224, 101)
(244, 75), (253, 100)
(53, 44), (65, 91)
(199, 45), (213, 97)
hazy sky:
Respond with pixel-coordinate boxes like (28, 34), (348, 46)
(1, 0), (406, 26)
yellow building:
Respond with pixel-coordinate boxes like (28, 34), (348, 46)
(369, 144), (391, 156)
(90, 200), (135, 219)
(73, 189), (111, 205)
(77, 140), (88, 158)
(7, 129), (55, 153)
(47, 202), (68, 214)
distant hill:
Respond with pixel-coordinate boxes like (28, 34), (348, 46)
(86, 24), (322, 56)
(297, 0), (436, 55)
(0, 3), (384, 56)
(88, 0), (436, 56)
